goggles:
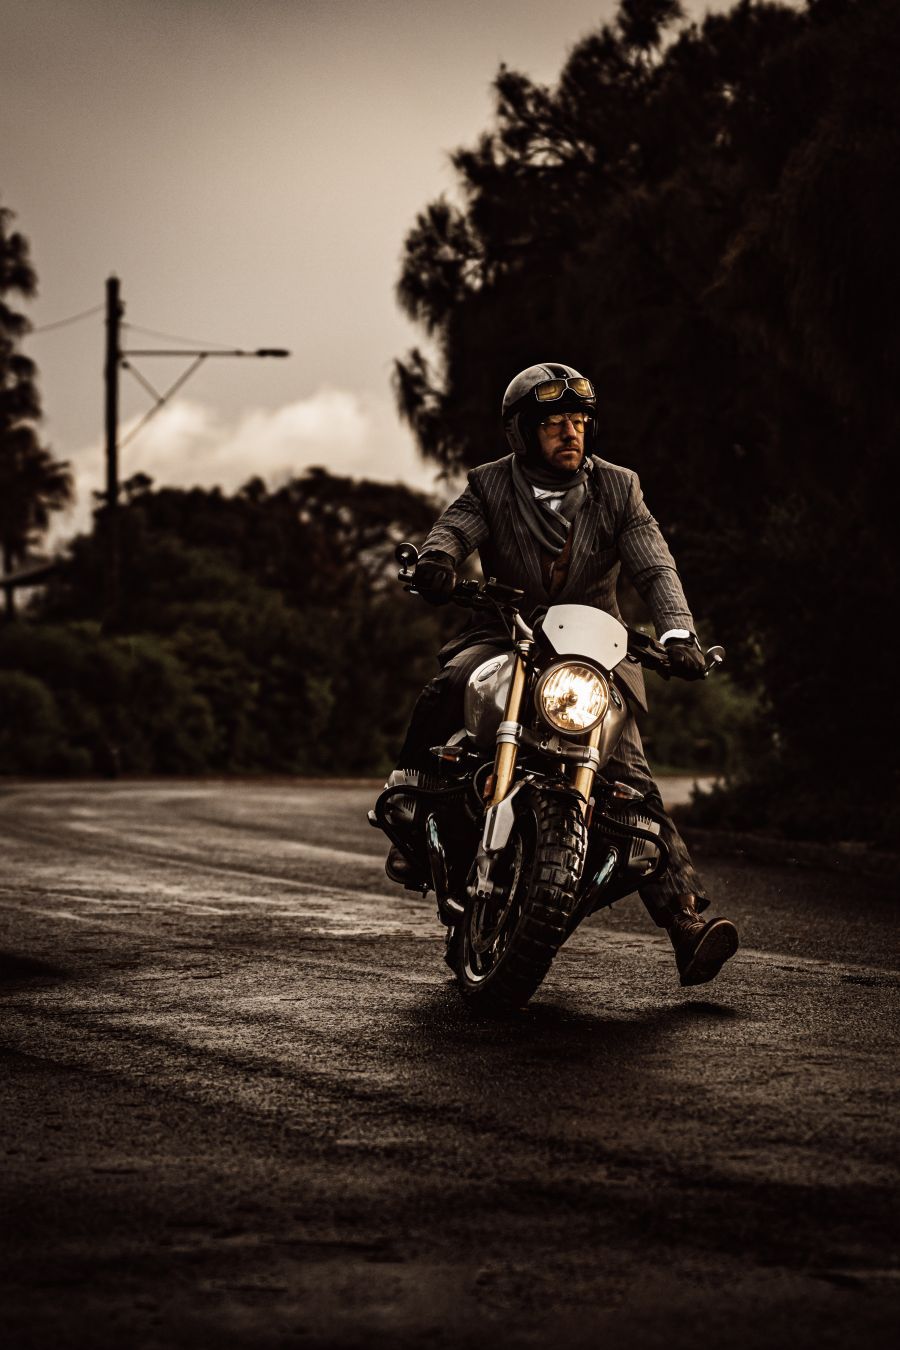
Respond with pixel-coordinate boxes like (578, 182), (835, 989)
(533, 376), (595, 404)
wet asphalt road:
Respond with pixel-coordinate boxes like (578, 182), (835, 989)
(1, 780), (898, 1350)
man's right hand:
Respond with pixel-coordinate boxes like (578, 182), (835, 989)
(414, 553), (457, 605)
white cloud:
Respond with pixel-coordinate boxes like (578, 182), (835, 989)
(55, 387), (449, 544)
(125, 388), (370, 491)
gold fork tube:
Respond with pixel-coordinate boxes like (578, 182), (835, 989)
(571, 721), (603, 817)
(488, 648), (529, 808)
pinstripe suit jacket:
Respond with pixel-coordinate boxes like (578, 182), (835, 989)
(421, 453), (695, 711)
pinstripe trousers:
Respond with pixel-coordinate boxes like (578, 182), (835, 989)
(396, 642), (708, 925)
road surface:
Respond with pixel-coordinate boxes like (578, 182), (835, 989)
(1, 780), (897, 1350)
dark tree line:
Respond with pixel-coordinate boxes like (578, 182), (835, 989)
(0, 473), (459, 777)
(394, 0), (900, 842)
(0, 466), (751, 779)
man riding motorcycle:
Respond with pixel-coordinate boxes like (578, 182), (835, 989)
(386, 363), (738, 988)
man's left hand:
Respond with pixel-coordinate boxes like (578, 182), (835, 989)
(666, 638), (707, 681)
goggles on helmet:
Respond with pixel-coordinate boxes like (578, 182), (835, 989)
(533, 376), (595, 403)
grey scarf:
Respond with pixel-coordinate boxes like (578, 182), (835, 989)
(511, 456), (589, 557)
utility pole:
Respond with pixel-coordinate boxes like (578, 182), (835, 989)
(104, 275), (123, 510)
(103, 276), (123, 620)
(100, 274), (289, 623)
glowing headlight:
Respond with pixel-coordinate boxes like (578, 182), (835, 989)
(536, 662), (610, 735)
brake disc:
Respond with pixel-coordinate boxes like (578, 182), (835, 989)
(469, 835), (524, 955)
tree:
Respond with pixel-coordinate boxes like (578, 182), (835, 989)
(393, 0), (900, 841)
(0, 201), (72, 618)
(25, 471), (457, 776)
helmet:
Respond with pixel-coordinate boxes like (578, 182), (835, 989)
(501, 362), (596, 456)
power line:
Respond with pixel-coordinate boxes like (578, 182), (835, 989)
(122, 321), (241, 350)
(29, 303), (105, 334)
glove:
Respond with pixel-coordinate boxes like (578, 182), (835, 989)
(413, 552), (457, 606)
(665, 637), (707, 682)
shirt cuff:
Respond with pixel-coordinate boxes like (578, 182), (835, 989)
(659, 628), (697, 647)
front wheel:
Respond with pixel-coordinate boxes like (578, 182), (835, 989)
(454, 792), (586, 1013)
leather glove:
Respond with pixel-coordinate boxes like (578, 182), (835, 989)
(413, 552), (457, 606)
(665, 637), (707, 682)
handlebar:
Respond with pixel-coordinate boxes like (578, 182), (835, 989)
(624, 627), (724, 679)
(395, 542), (419, 577)
(394, 541), (725, 677)
(396, 540), (525, 616)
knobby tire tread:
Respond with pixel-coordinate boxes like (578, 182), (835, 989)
(459, 794), (586, 1013)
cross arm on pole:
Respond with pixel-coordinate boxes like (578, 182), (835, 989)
(116, 347), (291, 450)
(121, 348), (290, 358)
(118, 354), (208, 450)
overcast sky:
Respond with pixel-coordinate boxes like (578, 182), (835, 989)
(2, 0), (734, 539)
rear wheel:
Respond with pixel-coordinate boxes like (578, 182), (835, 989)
(455, 793), (586, 1013)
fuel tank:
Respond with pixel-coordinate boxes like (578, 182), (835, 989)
(464, 652), (630, 764)
(464, 653), (515, 752)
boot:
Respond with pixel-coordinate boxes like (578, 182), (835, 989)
(665, 894), (739, 987)
(385, 843), (425, 887)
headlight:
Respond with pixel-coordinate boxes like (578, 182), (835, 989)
(535, 662), (610, 735)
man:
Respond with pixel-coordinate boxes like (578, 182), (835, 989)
(388, 363), (738, 988)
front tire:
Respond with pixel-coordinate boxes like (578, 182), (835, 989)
(455, 792), (586, 1013)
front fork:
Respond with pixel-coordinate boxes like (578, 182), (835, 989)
(473, 642), (597, 902)
(487, 639), (600, 820)
(570, 723), (603, 820)
(488, 640), (531, 808)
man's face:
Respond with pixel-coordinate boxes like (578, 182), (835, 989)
(536, 411), (587, 472)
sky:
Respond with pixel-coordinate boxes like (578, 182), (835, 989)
(2, 0), (735, 542)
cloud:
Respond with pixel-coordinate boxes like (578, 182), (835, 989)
(56, 387), (447, 544)
(124, 389), (370, 491)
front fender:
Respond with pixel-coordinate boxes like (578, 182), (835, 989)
(481, 776), (585, 856)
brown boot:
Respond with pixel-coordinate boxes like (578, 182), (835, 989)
(665, 894), (739, 987)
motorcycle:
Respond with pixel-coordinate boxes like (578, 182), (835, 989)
(370, 542), (724, 1012)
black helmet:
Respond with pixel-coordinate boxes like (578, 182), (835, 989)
(501, 362), (596, 456)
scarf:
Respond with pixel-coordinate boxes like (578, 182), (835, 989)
(511, 455), (589, 557)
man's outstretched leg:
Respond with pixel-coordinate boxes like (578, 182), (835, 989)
(604, 714), (739, 986)
(660, 894), (740, 987)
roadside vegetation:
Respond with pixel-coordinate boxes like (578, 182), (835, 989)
(0, 473), (452, 777)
